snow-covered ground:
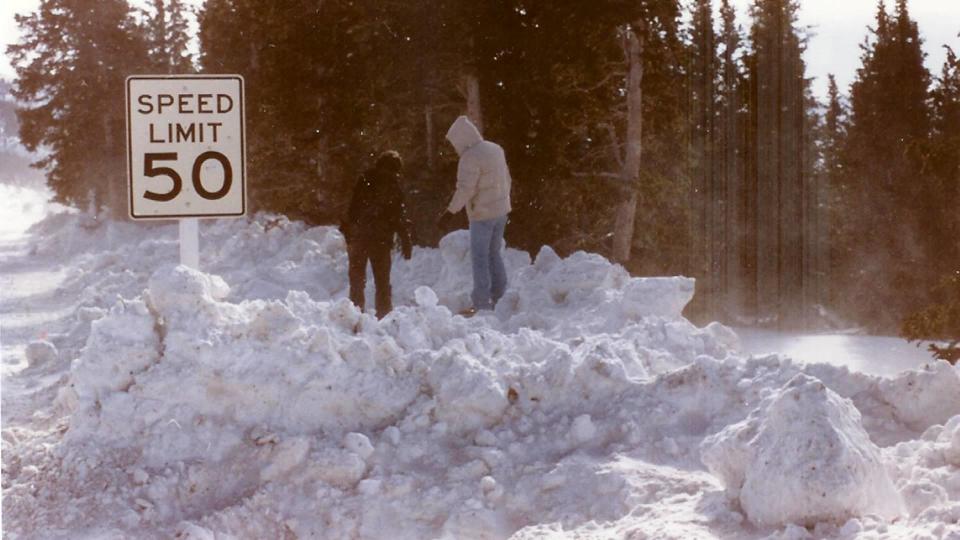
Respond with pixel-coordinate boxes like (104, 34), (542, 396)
(4, 186), (960, 539)
(736, 328), (933, 378)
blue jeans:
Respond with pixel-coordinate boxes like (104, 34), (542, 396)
(469, 215), (508, 310)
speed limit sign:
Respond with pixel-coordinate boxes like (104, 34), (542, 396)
(126, 75), (246, 219)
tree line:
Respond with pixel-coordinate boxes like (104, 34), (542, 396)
(7, 0), (959, 343)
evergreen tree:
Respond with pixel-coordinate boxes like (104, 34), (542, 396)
(822, 75), (845, 178)
(687, 0), (719, 318)
(744, 0), (811, 328)
(199, 0), (380, 223)
(198, 0), (480, 231)
(822, 74), (848, 307)
(900, 42), (960, 360)
(142, 0), (194, 73)
(926, 44), (960, 274)
(901, 272), (960, 363)
(839, 0), (933, 330)
(7, 0), (149, 216)
(193, 0), (691, 273)
(717, 0), (748, 318)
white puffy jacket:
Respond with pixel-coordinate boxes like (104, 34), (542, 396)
(445, 116), (512, 221)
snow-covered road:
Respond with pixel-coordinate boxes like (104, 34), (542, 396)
(736, 327), (932, 378)
(0, 185), (74, 427)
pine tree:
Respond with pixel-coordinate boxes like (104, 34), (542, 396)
(822, 75), (845, 177)
(717, 0), (748, 318)
(901, 42), (960, 360)
(822, 74), (848, 308)
(461, 0), (688, 271)
(745, 0), (810, 328)
(199, 0), (378, 223)
(142, 0), (194, 74)
(688, 0), (719, 319)
(840, 0), (933, 330)
(194, 0), (691, 270)
(8, 0), (149, 216)
(926, 44), (960, 273)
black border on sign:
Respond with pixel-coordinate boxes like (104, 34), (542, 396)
(125, 74), (247, 220)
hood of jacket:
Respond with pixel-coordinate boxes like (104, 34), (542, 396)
(445, 116), (483, 155)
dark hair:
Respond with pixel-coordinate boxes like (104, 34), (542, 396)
(375, 150), (403, 174)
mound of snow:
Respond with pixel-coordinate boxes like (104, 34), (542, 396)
(701, 373), (904, 527)
(13, 210), (960, 538)
(878, 361), (960, 430)
(24, 340), (58, 367)
(33, 243), (734, 537)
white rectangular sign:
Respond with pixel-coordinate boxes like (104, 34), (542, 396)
(126, 75), (246, 219)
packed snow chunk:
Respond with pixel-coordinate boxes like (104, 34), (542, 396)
(570, 414), (597, 444)
(71, 298), (160, 401)
(944, 416), (960, 466)
(25, 340), (58, 367)
(879, 361), (960, 430)
(701, 374), (903, 527)
(344, 432), (374, 460)
(619, 276), (695, 319)
(147, 264), (230, 315)
(414, 286), (439, 308)
(545, 251), (627, 299)
(532, 244), (562, 272)
(306, 447), (367, 488)
(427, 349), (508, 432)
(704, 321), (740, 353)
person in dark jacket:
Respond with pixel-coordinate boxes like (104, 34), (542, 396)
(342, 150), (413, 318)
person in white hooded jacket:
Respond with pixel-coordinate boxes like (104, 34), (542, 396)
(438, 115), (513, 312)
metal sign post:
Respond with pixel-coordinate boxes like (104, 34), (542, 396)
(125, 74), (247, 269)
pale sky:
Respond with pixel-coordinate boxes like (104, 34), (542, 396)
(0, 0), (958, 99)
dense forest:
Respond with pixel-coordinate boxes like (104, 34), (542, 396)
(6, 0), (959, 345)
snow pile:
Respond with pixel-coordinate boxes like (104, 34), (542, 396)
(60, 258), (717, 448)
(7, 210), (960, 538)
(493, 245), (695, 336)
(702, 373), (903, 527)
(878, 361), (960, 430)
(882, 415), (960, 526)
(6, 225), (734, 538)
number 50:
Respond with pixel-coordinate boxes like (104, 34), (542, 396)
(143, 151), (233, 201)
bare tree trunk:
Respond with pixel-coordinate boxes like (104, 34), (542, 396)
(612, 24), (644, 264)
(425, 104), (435, 170)
(463, 72), (483, 134)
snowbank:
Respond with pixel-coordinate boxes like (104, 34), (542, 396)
(5, 211), (960, 539)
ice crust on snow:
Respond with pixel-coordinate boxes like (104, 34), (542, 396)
(6, 211), (960, 539)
